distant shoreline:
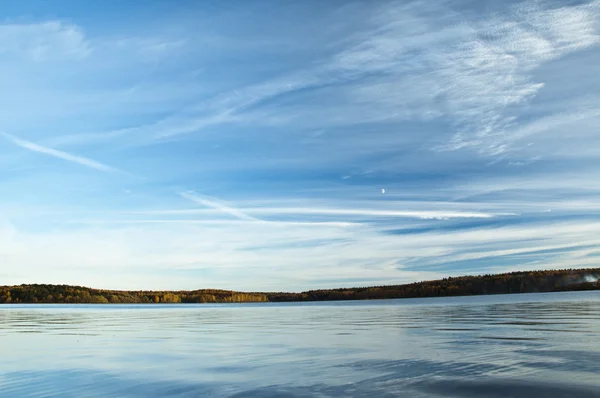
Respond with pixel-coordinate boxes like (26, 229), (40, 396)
(1, 268), (598, 304)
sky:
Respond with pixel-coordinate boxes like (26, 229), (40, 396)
(1, 0), (600, 291)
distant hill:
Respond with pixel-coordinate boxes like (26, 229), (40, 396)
(1, 268), (598, 304)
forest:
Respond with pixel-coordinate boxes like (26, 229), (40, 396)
(0, 268), (598, 304)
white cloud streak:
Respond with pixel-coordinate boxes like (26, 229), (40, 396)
(68, 219), (358, 228)
(1, 132), (121, 173)
(119, 204), (513, 220)
(245, 207), (509, 220)
(179, 191), (261, 221)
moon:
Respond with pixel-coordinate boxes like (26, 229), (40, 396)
(381, 188), (385, 194)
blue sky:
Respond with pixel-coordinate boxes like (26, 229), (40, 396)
(1, 0), (600, 291)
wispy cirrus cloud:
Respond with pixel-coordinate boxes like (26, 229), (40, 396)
(121, 201), (513, 221)
(179, 191), (261, 222)
(68, 219), (358, 228)
(0, 20), (185, 63)
(0, 21), (91, 60)
(47, 0), (600, 164)
(1, 132), (122, 173)
(334, 0), (600, 156)
(244, 207), (508, 220)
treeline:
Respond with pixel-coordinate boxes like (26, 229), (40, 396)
(0, 268), (598, 304)
(269, 268), (600, 302)
(0, 285), (268, 304)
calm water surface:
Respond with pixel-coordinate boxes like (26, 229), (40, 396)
(1, 291), (599, 397)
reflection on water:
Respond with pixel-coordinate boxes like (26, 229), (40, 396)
(1, 291), (599, 397)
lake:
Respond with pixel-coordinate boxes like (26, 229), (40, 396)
(1, 291), (599, 397)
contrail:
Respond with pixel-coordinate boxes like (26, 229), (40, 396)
(1, 131), (122, 173)
(179, 191), (261, 222)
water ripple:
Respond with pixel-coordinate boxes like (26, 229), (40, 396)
(0, 291), (599, 397)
